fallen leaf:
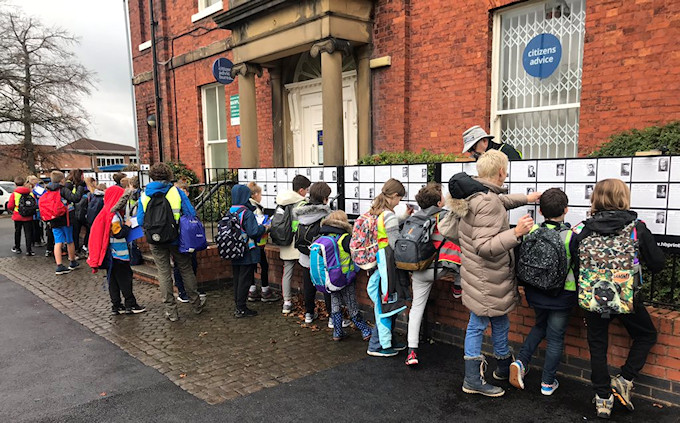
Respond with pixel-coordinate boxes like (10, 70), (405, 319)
(653, 403), (664, 408)
(198, 331), (208, 337)
(179, 373), (187, 378)
(270, 338), (277, 344)
(294, 331), (300, 336)
(99, 392), (106, 397)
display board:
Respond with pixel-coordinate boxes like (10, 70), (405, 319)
(238, 167), (340, 210)
(441, 156), (676, 238)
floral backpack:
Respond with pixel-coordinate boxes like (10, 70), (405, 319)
(350, 212), (382, 270)
(576, 221), (640, 316)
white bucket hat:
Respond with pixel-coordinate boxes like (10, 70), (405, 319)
(462, 125), (494, 153)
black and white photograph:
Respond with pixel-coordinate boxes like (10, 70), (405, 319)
(659, 158), (669, 172)
(353, 170), (359, 181)
(526, 187), (535, 195)
(352, 202), (360, 214)
(354, 186), (359, 198)
(273, 170), (277, 179)
(252, 170), (257, 180)
(421, 168), (427, 179)
(586, 163), (596, 177)
(318, 169), (324, 181)
(368, 188), (375, 199)
(306, 168), (312, 177)
(294, 168), (300, 175)
(332, 170), (337, 181)
(556, 163), (565, 176)
(657, 184), (668, 199)
(273, 184), (278, 195)
(527, 165), (536, 178)
(528, 209), (535, 220)
(621, 162), (631, 176)
(585, 184), (594, 200)
(402, 166), (409, 178)
(656, 211), (666, 224)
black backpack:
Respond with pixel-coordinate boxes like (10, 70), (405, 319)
(18, 193), (38, 217)
(517, 223), (570, 294)
(394, 210), (439, 271)
(216, 207), (248, 260)
(295, 218), (323, 256)
(143, 193), (178, 244)
(86, 194), (104, 226)
(270, 203), (295, 246)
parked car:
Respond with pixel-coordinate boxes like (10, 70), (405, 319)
(0, 181), (17, 214)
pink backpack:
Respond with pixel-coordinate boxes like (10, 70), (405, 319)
(350, 212), (381, 270)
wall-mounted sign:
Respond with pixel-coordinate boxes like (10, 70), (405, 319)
(230, 95), (240, 126)
(236, 135), (241, 148)
(522, 33), (562, 79)
(212, 58), (234, 85)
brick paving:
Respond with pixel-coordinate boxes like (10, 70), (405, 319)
(0, 256), (367, 405)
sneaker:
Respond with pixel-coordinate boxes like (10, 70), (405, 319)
(235, 308), (258, 318)
(594, 394), (614, 419)
(541, 379), (559, 396)
(165, 310), (179, 322)
(509, 360), (526, 390)
(68, 261), (80, 270)
(261, 289), (281, 303)
(367, 348), (399, 358)
(405, 349), (419, 366)
(304, 312), (318, 324)
(199, 292), (207, 299)
(25, 251), (35, 256)
(177, 293), (190, 303)
(199, 295), (207, 308)
(282, 302), (293, 315)
(45, 250), (52, 257)
(247, 289), (261, 302)
(392, 342), (407, 351)
(328, 318), (352, 329)
(11, 247), (21, 254)
(452, 285), (462, 299)
(111, 305), (125, 315)
(55, 264), (71, 275)
(611, 374), (634, 411)
(125, 304), (147, 314)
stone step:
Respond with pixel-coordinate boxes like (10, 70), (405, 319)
(132, 263), (159, 285)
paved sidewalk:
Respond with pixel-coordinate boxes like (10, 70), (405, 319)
(0, 255), (367, 405)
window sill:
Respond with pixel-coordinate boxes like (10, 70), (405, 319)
(191, 1), (223, 23)
(138, 40), (151, 51)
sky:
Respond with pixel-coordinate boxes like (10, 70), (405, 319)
(9, 0), (136, 147)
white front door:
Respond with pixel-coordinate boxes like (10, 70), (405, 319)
(286, 71), (358, 167)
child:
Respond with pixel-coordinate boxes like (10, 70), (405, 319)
(317, 210), (372, 341)
(246, 182), (280, 303)
(88, 185), (146, 315)
(441, 150), (539, 397)
(274, 175), (310, 314)
(363, 178), (412, 358)
(28, 175), (54, 257)
(569, 179), (664, 419)
(405, 183), (462, 366)
(510, 188), (575, 395)
(44, 171), (85, 275)
(294, 182), (332, 324)
(8, 176), (35, 256)
(229, 184), (269, 318)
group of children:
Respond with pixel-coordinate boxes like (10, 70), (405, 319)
(226, 149), (664, 420)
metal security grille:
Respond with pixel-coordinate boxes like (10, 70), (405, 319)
(496, 0), (586, 159)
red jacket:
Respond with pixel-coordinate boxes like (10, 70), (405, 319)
(88, 185), (125, 271)
(8, 187), (34, 222)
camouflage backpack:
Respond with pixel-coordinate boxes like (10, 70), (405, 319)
(577, 221), (639, 315)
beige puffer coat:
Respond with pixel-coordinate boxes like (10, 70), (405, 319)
(439, 177), (527, 317)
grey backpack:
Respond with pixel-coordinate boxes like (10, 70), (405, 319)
(394, 210), (439, 271)
(517, 223), (569, 294)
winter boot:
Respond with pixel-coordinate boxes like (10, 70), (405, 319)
(351, 313), (372, 340)
(332, 312), (346, 341)
(462, 356), (505, 397)
(493, 354), (514, 380)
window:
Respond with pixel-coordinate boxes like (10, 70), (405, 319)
(491, 0), (586, 158)
(201, 84), (228, 172)
(97, 156), (125, 168)
(192, 0), (223, 22)
(129, 157), (139, 165)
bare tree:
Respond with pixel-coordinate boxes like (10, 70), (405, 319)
(0, 9), (94, 174)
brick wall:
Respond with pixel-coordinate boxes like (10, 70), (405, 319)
(258, 244), (680, 405)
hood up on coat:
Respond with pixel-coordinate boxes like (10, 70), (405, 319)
(87, 185), (126, 270)
(584, 210), (637, 236)
(296, 203), (331, 225)
(446, 172), (489, 218)
(231, 184), (252, 207)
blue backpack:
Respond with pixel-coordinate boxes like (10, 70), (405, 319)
(178, 215), (208, 253)
(309, 234), (356, 293)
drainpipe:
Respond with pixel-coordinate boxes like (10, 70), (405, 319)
(122, 0), (140, 164)
(149, 0), (164, 161)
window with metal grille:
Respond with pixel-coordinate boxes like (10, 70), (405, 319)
(492, 0), (586, 159)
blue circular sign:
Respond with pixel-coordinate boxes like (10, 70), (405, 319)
(212, 58), (234, 85)
(522, 33), (562, 79)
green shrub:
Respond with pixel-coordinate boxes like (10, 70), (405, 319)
(590, 121), (680, 157)
(358, 149), (461, 181)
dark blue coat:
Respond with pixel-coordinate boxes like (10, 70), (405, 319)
(229, 184), (265, 265)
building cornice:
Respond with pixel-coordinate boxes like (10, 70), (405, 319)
(213, 0), (291, 30)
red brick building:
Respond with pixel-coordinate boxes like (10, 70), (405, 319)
(128, 0), (680, 177)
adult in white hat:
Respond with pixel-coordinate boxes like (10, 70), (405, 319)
(462, 126), (522, 161)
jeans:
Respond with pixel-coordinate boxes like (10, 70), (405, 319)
(232, 263), (255, 310)
(302, 266), (331, 315)
(149, 243), (201, 313)
(281, 260), (296, 301)
(517, 308), (571, 384)
(108, 259), (137, 308)
(14, 221), (33, 252)
(585, 299), (657, 397)
(174, 251), (198, 296)
(464, 311), (511, 359)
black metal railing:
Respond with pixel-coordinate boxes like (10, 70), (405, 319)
(194, 168), (238, 242)
(643, 251), (680, 311)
